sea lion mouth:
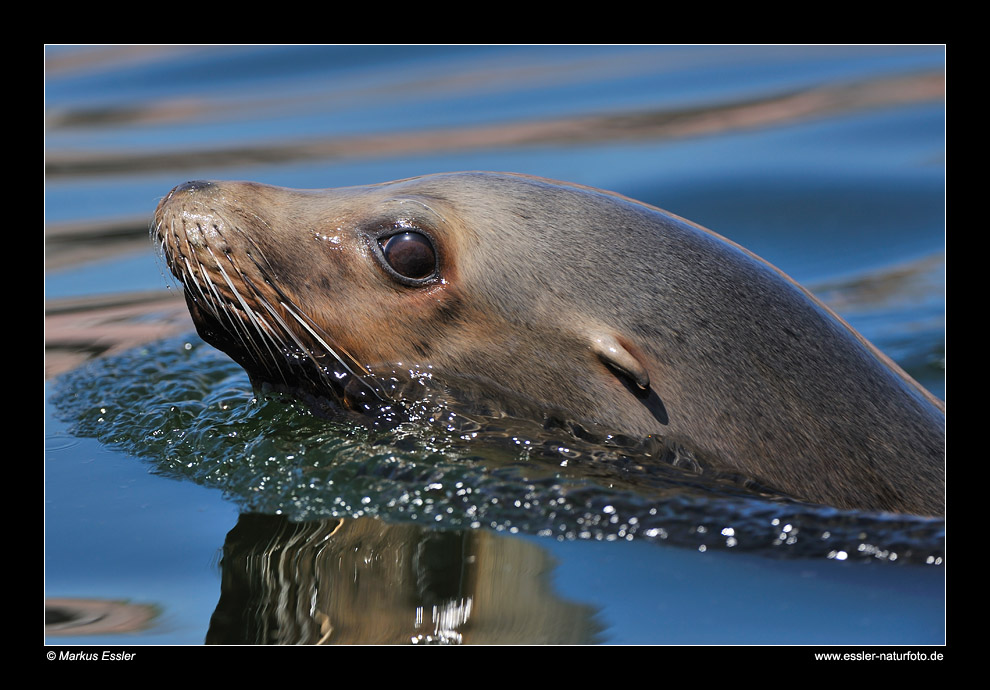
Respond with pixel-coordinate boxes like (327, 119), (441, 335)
(153, 181), (387, 418)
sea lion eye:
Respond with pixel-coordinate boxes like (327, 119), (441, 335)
(380, 231), (437, 281)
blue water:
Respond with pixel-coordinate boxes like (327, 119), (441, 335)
(44, 44), (945, 646)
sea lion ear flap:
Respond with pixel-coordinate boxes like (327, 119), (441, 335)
(591, 333), (650, 390)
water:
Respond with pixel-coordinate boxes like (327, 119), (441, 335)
(44, 45), (945, 647)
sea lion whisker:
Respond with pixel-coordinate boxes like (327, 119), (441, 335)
(188, 250), (278, 374)
(204, 253), (300, 384)
(241, 308), (299, 386)
(234, 248), (385, 400)
(176, 250), (256, 360)
(247, 292), (331, 383)
(291, 310), (377, 388)
(244, 310), (297, 372)
(181, 255), (213, 304)
(186, 228), (349, 392)
(226, 287), (295, 377)
(257, 294), (379, 395)
(183, 210), (358, 392)
(278, 302), (387, 399)
(150, 219), (168, 263)
(221, 254), (351, 391)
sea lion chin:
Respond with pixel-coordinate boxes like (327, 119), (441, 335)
(152, 172), (945, 517)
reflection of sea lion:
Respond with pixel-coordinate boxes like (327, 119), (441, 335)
(153, 172), (944, 516)
(206, 515), (601, 645)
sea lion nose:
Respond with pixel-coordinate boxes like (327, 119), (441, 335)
(158, 180), (219, 213)
(156, 180), (218, 217)
(172, 180), (215, 195)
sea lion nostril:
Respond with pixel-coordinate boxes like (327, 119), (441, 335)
(173, 180), (215, 194)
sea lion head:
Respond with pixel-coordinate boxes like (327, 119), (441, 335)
(152, 173), (659, 429)
(154, 172), (945, 515)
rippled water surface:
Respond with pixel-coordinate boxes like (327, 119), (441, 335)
(45, 45), (945, 646)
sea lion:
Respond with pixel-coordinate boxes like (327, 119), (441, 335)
(152, 172), (945, 516)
